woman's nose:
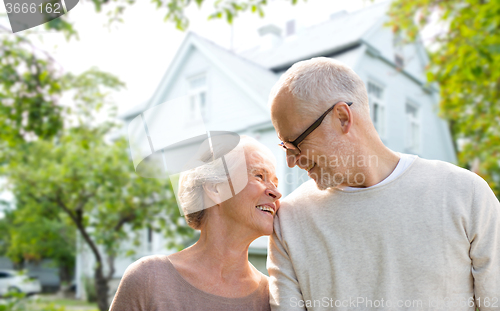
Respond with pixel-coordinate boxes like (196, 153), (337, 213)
(266, 187), (282, 200)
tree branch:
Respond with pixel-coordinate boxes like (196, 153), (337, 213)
(106, 252), (115, 281)
(113, 214), (135, 232)
(53, 192), (103, 268)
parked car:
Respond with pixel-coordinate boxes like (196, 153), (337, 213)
(0, 270), (42, 296)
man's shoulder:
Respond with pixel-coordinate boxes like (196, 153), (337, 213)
(413, 157), (481, 183)
(277, 180), (329, 216)
(406, 158), (495, 198)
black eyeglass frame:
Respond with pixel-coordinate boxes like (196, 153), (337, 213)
(279, 101), (353, 155)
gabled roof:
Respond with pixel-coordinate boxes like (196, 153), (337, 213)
(239, 1), (390, 70)
(121, 32), (278, 120)
(191, 33), (279, 106)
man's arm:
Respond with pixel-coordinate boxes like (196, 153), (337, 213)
(469, 176), (500, 311)
(268, 214), (306, 311)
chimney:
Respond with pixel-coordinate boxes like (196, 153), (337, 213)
(286, 19), (296, 36)
(330, 10), (348, 20)
(258, 24), (282, 50)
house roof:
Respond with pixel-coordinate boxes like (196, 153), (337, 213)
(190, 33), (279, 107)
(239, 1), (390, 70)
(121, 32), (279, 120)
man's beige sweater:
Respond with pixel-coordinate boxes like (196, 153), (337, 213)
(268, 157), (500, 310)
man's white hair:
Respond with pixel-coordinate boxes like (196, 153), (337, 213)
(269, 57), (370, 120)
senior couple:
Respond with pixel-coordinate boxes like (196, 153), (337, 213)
(110, 58), (500, 310)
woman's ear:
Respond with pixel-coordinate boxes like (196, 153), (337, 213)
(203, 183), (222, 205)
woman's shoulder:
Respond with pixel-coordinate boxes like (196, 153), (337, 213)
(109, 255), (172, 311)
(247, 270), (271, 311)
(124, 254), (171, 279)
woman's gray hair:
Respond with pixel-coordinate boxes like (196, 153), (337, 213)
(177, 135), (273, 230)
(269, 57), (370, 120)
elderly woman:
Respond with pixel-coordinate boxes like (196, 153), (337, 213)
(109, 135), (281, 311)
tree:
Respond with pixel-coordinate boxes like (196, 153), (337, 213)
(387, 0), (500, 198)
(1, 68), (193, 311)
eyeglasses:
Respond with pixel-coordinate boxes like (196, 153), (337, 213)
(279, 101), (353, 156)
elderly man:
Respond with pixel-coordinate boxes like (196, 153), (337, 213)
(268, 57), (500, 310)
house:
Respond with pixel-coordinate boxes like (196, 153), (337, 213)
(75, 1), (457, 300)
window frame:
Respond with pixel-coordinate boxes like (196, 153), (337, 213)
(393, 33), (405, 69)
(405, 101), (421, 154)
(186, 72), (208, 122)
(367, 80), (386, 140)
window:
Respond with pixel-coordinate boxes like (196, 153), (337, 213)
(393, 33), (405, 68)
(188, 74), (207, 121)
(367, 81), (385, 139)
(406, 103), (420, 152)
(395, 54), (404, 68)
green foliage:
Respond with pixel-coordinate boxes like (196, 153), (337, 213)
(0, 292), (28, 311)
(0, 292), (66, 311)
(388, 0), (500, 198)
(34, 0), (302, 33)
(0, 29), (64, 147)
(5, 211), (75, 268)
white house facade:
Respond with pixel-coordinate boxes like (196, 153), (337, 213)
(75, 2), (456, 300)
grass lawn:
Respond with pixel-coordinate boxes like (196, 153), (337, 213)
(27, 295), (99, 311)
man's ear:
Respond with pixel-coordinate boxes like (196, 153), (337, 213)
(335, 102), (353, 134)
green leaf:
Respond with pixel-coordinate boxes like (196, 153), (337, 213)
(487, 44), (500, 54)
(471, 66), (482, 77)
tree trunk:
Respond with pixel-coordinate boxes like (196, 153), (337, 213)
(55, 197), (109, 309)
(57, 263), (73, 297)
(12, 258), (25, 270)
(94, 264), (109, 311)
(60, 263), (72, 284)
